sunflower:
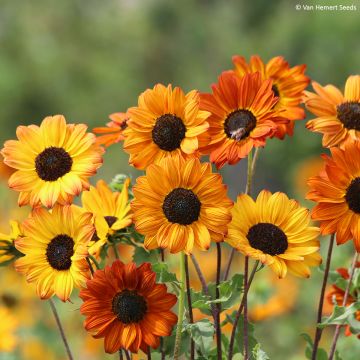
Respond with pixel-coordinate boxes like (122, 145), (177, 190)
(80, 260), (177, 354)
(131, 157), (233, 254)
(1, 115), (104, 208)
(226, 190), (321, 278)
(305, 75), (360, 148)
(326, 265), (360, 338)
(232, 55), (310, 138)
(81, 179), (133, 255)
(123, 84), (211, 170)
(93, 112), (129, 147)
(0, 306), (18, 352)
(307, 141), (360, 251)
(200, 71), (286, 169)
(14, 205), (94, 301)
(0, 220), (23, 265)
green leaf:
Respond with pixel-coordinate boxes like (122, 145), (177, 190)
(190, 289), (213, 316)
(252, 343), (269, 360)
(152, 262), (179, 284)
(132, 246), (159, 265)
(301, 333), (327, 360)
(185, 319), (215, 356)
(319, 302), (360, 328)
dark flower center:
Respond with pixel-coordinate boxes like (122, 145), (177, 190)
(46, 234), (75, 270)
(120, 120), (128, 130)
(152, 114), (186, 151)
(1, 294), (18, 308)
(104, 216), (118, 227)
(35, 147), (73, 181)
(112, 290), (147, 324)
(345, 177), (360, 213)
(247, 222), (288, 256)
(272, 84), (280, 98)
(162, 188), (201, 225)
(224, 110), (257, 141)
(337, 102), (360, 130)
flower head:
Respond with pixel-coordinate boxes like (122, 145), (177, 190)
(305, 75), (360, 148)
(82, 179), (133, 255)
(123, 84), (210, 169)
(307, 141), (360, 251)
(93, 112), (129, 147)
(15, 205), (94, 301)
(1, 115), (104, 208)
(226, 190), (321, 278)
(132, 157), (233, 253)
(80, 260), (177, 354)
(232, 55), (310, 138)
(0, 220), (23, 265)
(200, 72), (286, 168)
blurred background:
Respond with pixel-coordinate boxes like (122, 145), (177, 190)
(0, 0), (359, 359)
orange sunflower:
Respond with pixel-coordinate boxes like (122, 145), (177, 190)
(132, 157), (233, 253)
(15, 205), (94, 301)
(1, 115), (104, 208)
(305, 75), (360, 148)
(81, 179), (133, 255)
(307, 141), (360, 252)
(80, 260), (177, 354)
(226, 190), (321, 278)
(232, 55), (310, 138)
(123, 84), (210, 169)
(326, 264), (360, 338)
(93, 112), (129, 147)
(200, 71), (286, 169)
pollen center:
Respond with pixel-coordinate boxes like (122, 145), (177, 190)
(104, 216), (118, 227)
(162, 188), (201, 225)
(46, 234), (75, 271)
(224, 110), (257, 141)
(272, 84), (280, 98)
(345, 177), (360, 213)
(35, 147), (73, 181)
(247, 222), (288, 256)
(152, 114), (186, 151)
(112, 290), (147, 324)
(337, 102), (360, 130)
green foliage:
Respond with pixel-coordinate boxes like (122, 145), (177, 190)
(301, 333), (328, 360)
(132, 246), (159, 265)
(319, 302), (360, 329)
(252, 343), (270, 360)
(185, 319), (215, 357)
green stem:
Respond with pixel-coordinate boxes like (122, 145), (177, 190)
(86, 257), (94, 275)
(173, 251), (186, 360)
(87, 255), (100, 270)
(113, 243), (120, 259)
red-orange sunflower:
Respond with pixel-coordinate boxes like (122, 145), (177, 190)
(123, 84), (210, 169)
(200, 71), (286, 169)
(232, 55), (310, 138)
(80, 260), (177, 354)
(307, 140), (360, 251)
(93, 112), (129, 147)
(305, 75), (360, 148)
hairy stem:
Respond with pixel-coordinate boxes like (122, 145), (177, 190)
(328, 252), (359, 360)
(185, 255), (195, 360)
(243, 256), (249, 360)
(49, 298), (74, 360)
(215, 242), (223, 360)
(311, 234), (335, 360)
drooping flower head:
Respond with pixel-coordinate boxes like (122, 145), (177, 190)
(80, 260), (177, 354)
(232, 55), (310, 138)
(93, 112), (129, 147)
(132, 157), (233, 253)
(0, 220), (23, 265)
(123, 84), (211, 169)
(81, 179), (133, 255)
(15, 205), (94, 301)
(1, 115), (104, 208)
(305, 75), (360, 148)
(226, 190), (321, 278)
(200, 72), (286, 169)
(307, 140), (360, 252)
(326, 264), (360, 338)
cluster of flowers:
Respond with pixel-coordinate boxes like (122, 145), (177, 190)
(0, 54), (359, 359)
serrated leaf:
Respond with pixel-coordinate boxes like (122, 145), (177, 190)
(252, 343), (269, 360)
(152, 262), (180, 288)
(319, 302), (360, 328)
(185, 319), (215, 356)
(190, 290), (213, 315)
(301, 333), (328, 360)
(132, 246), (159, 265)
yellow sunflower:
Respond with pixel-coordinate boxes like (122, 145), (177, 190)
(305, 75), (360, 148)
(0, 306), (18, 352)
(226, 190), (321, 278)
(132, 157), (233, 254)
(81, 179), (133, 255)
(123, 84), (211, 169)
(0, 220), (23, 265)
(1, 115), (104, 208)
(15, 205), (94, 301)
